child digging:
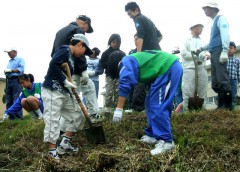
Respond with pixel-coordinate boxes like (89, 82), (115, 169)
(0, 73), (43, 122)
(41, 34), (92, 162)
(113, 50), (183, 155)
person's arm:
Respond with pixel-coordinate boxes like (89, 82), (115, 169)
(180, 39), (194, 60)
(237, 58), (240, 82)
(5, 93), (24, 115)
(100, 51), (108, 69)
(95, 61), (104, 75)
(135, 18), (144, 52)
(12, 58), (25, 73)
(50, 47), (68, 82)
(156, 27), (163, 43)
(218, 16), (230, 52)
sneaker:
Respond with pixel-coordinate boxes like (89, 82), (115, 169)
(90, 113), (104, 123)
(140, 135), (157, 144)
(0, 114), (9, 123)
(150, 140), (175, 156)
(48, 151), (60, 163)
(124, 109), (133, 113)
(57, 143), (79, 155)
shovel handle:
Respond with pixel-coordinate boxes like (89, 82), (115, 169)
(61, 63), (89, 119)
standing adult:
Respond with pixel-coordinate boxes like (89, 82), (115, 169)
(181, 23), (210, 112)
(125, 2), (162, 52)
(201, 1), (232, 109)
(51, 15), (100, 121)
(4, 47), (25, 120)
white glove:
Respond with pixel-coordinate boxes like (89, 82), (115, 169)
(87, 70), (96, 76)
(4, 69), (12, 74)
(0, 114), (9, 123)
(63, 79), (77, 91)
(80, 70), (89, 85)
(34, 93), (41, 99)
(112, 108), (123, 123)
(205, 52), (211, 60)
(220, 51), (228, 63)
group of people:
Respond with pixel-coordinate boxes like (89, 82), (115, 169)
(0, 1), (238, 162)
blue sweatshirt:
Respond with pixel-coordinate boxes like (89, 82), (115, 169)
(5, 83), (44, 115)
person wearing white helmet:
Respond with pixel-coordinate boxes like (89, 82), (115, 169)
(178, 22), (210, 112)
(200, 1), (232, 110)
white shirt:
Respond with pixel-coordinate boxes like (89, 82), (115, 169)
(181, 36), (207, 69)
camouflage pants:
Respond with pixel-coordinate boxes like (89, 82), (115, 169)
(105, 76), (119, 108)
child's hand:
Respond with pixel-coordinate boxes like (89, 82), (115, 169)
(175, 102), (183, 113)
(64, 79), (77, 91)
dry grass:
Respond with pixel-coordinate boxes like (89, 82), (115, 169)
(0, 110), (239, 171)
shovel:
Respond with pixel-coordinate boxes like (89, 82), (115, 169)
(188, 52), (204, 110)
(61, 63), (106, 144)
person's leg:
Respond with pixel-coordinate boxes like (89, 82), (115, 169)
(150, 61), (183, 155)
(211, 48), (232, 109)
(197, 67), (208, 109)
(230, 79), (237, 109)
(132, 83), (146, 111)
(105, 76), (114, 111)
(22, 96), (43, 119)
(93, 80), (99, 99)
(42, 88), (64, 161)
(182, 68), (195, 112)
(12, 79), (23, 119)
(5, 80), (14, 119)
(58, 94), (85, 155)
(80, 79), (99, 115)
(113, 78), (119, 106)
(128, 86), (134, 110)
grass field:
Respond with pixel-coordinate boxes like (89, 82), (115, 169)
(0, 110), (239, 171)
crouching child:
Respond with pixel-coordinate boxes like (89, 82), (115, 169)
(112, 50), (183, 156)
(41, 34), (92, 162)
(0, 73), (43, 122)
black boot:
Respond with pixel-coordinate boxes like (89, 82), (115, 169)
(217, 92), (225, 109)
(224, 91), (232, 110)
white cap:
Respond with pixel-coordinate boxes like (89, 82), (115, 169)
(72, 34), (92, 55)
(202, 1), (219, 10)
(190, 23), (204, 30)
(4, 47), (17, 53)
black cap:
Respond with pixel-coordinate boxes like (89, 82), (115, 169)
(230, 41), (236, 49)
(76, 15), (93, 33)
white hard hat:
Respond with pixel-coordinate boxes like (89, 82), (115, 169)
(202, 1), (219, 11)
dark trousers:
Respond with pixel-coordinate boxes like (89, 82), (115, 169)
(128, 83), (146, 111)
(211, 48), (231, 93)
(6, 78), (23, 119)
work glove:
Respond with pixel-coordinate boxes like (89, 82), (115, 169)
(87, 70), (96, 77)
(195, 47), (204, 54)
(112, 108), (123, 123)
(4, 69), (12, 74)
(34, 93), (41, 99)
(80, 70), (89, 85)
(0, 114), (9, 123)
(205, 52), (211, 60)
(63, 79), (77, 92)
(220, 51), (228, 64)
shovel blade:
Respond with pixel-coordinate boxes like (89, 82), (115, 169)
(85, 124), (106, 144)
(188, 96), (204, 110)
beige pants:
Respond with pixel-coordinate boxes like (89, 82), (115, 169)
(182, 67), (208, 111)
(105, 76), (119, 108)
(42, 88), (85, 144)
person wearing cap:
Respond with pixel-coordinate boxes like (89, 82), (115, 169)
(51, 15), (100, 123)
(125, 2), (162, 52)
(41, 34), (92, 162)
(179, 23), (210, 112)
(227, 41), (240, 110)
(3, 47), (25, 120)
(200, 1), (232, 109)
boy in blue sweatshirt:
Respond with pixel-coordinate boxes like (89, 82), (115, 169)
(112, 50), (183, 156)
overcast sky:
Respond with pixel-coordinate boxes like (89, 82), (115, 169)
(0, 0), (239, 106)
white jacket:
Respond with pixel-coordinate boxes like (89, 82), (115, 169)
(181, 36), (208, 69)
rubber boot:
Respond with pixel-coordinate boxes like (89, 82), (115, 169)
(217, 92), (225, 109)
(224, 91), (232, 110)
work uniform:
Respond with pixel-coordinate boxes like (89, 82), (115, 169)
(5, 56), (25, 119)
(205, 15), (231, 108)
(5, 83), (44, 118)
(51, 22), (98, 116)
(134, 14), (162, 51)
(42, 45), (85, 144)
(181, 36), (208, 111)
(119, 51), (182, 142)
